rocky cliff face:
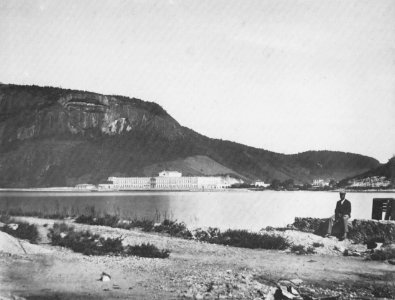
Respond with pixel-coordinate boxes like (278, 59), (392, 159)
(0, 86), (183, 144)
(0, 84), (381, 187)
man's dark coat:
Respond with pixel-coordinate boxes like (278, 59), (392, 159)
(335, 199), (351, 217)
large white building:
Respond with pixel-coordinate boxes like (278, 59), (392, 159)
(253, 181), (270, 188)
(99, 171), (242, 191)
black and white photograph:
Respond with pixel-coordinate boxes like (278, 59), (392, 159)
(0, 0), (394, 299)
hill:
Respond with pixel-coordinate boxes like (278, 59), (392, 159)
(0, 83), (380, 187)
(339, 156), (395, 188)
(358, 156), (395, 179)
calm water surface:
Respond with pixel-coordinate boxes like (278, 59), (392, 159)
(0, 191), (393, 230)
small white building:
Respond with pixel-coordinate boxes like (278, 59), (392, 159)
(75, 184), (96, 190)
(312, 179), (329, 187)
(254, 181), (270, 188)
(98, 183), (116, 190)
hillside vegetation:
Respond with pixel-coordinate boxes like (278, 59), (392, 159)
(339, 156), (395, 188)
(354, 156), (395, 180)
(0, 83), (380, 187)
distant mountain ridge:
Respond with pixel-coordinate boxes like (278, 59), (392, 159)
(0, 83), (380, 187)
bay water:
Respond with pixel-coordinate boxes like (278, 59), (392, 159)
(0, 191), (393, 231)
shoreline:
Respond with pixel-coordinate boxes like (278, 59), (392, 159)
(1, 187), (394, 193)
(0, 188), (250, 193)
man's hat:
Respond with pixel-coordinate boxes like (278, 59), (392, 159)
(338, 189), (346, 194)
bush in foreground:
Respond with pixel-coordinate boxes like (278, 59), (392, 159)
(75, 215), (156, 232)
(290, 244), (316, 255)
(125, 243), (170, 258)
(154, 219), (193, 239)
(369, 247), (395, 261)
(0, 214), (12, 224)
(131, 219), (155, 232)
(48, 223), (169, 258)
(75, 214), (120, 227)
(2, 222), (40, 244)
(197, 229), (290, 250)
(193, 227), (221, 242)
(372, 284), (395, 298)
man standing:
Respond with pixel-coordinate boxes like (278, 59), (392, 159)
(325, 190), (351, 240)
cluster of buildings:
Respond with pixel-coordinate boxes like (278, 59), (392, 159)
(93, 171), (242, 191)
(349, 176), (391, 188)
(312, 179), (330, 187)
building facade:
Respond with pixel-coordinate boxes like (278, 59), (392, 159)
(101, 171), (241, 191)
(108, 177), (151, 190)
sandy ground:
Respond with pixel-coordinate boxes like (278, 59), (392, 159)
(0, 217), (394, 299)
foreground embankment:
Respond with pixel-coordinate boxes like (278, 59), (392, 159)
(0, 216), (394, 299)
(292, 217), (395, 244)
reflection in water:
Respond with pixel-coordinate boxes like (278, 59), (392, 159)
(0, 191), (393, 230)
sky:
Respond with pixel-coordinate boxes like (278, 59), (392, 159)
(1, 0), (394, 162)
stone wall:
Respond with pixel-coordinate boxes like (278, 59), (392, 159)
(292, 217), (395, 244)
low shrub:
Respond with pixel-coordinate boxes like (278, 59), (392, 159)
(75, 215), (156, 232)
(49, 223), (105, 255)
(154, 219), (193, 239)
(372, 284), (395, 298)
(130, 219), (155, 232)
(291, 244), (316, 255)
(74, 215), (95, 225)
(370, 247), (395, 261)
(0, 214), (12, 224)
(193, 227), (221, 242)
(206, 229), (290, 250)
(75, 214), (120, 227)
(2, 222), (40, 244)
(125, 243), (170, 258)
(48, 223), (169, 258)
(312, 242), (324, 248)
